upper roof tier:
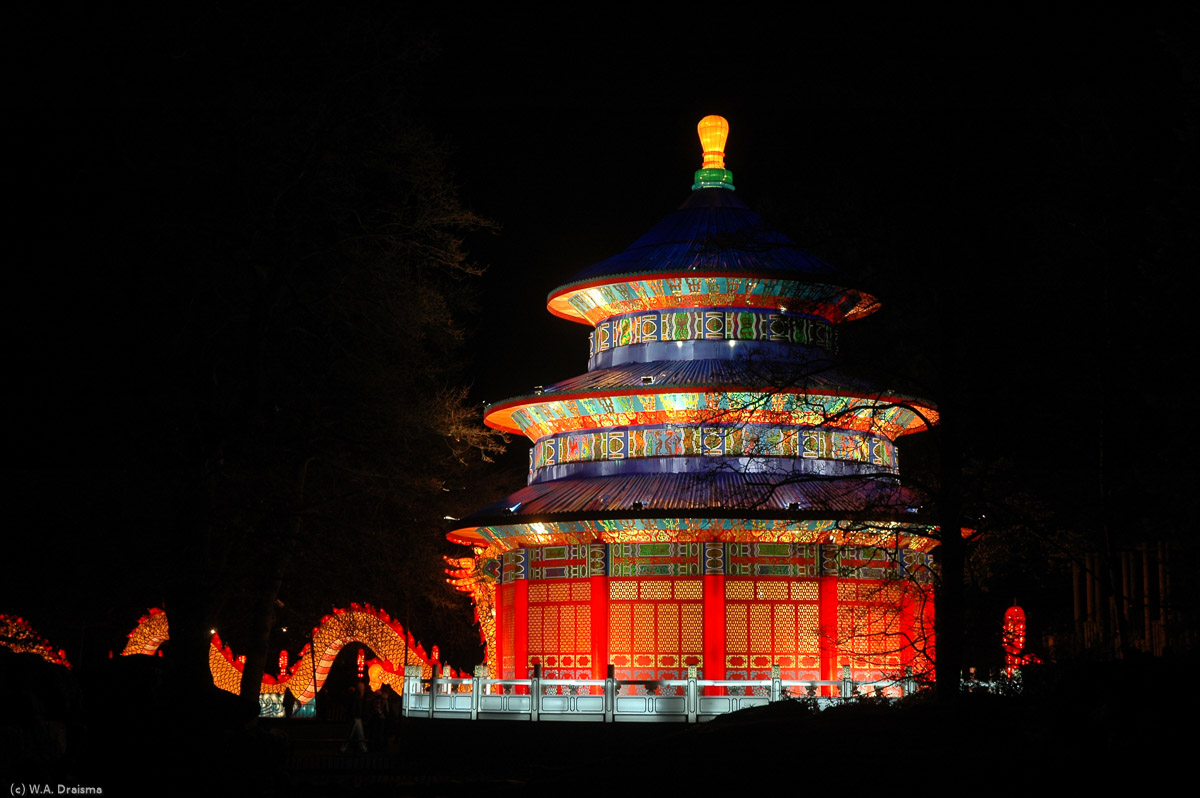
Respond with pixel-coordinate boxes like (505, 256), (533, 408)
(547, 117), (880, 326)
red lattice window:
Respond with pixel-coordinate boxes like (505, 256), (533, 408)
(608, 578), (703, 690)
(527, 579), (592, 687)
(836, 579), (911, 686)
(724, 578), (821, 685)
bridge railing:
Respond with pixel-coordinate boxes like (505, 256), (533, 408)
(401, 665), (918, 723)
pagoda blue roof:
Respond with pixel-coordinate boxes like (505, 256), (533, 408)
(547, 189), (880, 325)
(450, 115), (937, 549)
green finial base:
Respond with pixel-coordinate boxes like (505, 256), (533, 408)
(692, 168), (735, 191)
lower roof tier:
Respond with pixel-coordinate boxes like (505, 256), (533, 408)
(447, 472), (933, 551)
(449, 515), (938, 553)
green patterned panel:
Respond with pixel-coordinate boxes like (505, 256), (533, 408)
(754, 565), (795, 576)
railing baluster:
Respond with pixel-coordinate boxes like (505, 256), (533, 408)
(687, 666), (698, 723)
(530, 664), (541, 722)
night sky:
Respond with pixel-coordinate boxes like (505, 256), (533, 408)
(9, 7), (1196, 664)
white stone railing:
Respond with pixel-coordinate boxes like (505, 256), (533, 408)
(401, 665), (918, 723)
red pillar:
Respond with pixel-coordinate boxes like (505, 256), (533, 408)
(818, 543), (839, 695)
(922, 585), (936, 679)
(493, 584), (507, 680)
(819, 577), (838, 692)
(590, 575), (608, 681)
(899, 583), (916, 675)
(513, 579), (529, 686)
(703, 573), (725, 694)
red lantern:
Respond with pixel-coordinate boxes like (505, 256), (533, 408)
(1002, 605), (1027, 677)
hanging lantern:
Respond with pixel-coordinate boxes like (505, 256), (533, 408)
(1002, 605), (1027, 677)
(279, 649), (288, 679)
(357, 647), (365, 679)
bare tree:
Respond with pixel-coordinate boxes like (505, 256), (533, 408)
(107, 9), (505, 720)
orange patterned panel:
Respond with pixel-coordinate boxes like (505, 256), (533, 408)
(726, 604), (747, 652)
(658, 604), (679, 652)
(798, 605), (820, 651)
(543, 605), (559, 652)
(561, 606), (575, 652)
(610, 581), (637, 600)
(791, 581), (818, 601)
(726, 580), (753, 600)
(641, 581), (670, 600)
(774, 604), (795, 651)
(682, 604), (703, 651)
(633, 604), (655, 651)
(749, 604), (771, 650)
(756, 582), (787, 601)
(610, 604), (631, 651)
(528, 606), (543, 653)
(578, 606), (591, 650)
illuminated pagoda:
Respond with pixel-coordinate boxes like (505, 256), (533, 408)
(448, 116), (939, 689)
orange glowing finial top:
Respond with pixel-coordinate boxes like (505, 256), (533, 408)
(692, 115), (735, 191)
(698, 115), (729, 170)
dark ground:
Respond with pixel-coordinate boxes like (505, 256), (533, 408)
(4, 652), (1194, 795)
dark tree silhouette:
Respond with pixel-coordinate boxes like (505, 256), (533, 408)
(80, 9), (507, 719)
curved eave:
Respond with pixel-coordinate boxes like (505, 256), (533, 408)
(450, 506), (924, 536)
(449, 526), (939, 554)
(447, 472), (931, 547)
(546, 271), (880, 326)
(448, 483), (937, 551)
